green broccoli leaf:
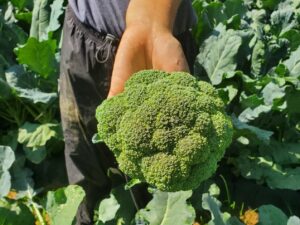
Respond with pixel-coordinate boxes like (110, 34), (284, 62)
(98, 194), (120, 223)
(0, 78), (12, 100)
(270, 2), (297, 36)
(201, 192), (243, 225)
(236, 146), (300, 190)
(202, 193), (227, 225)
(96, 185), (136, 225)
(30, 0), (51, 40)
(0, 199), (35, 225)
(224, 0), (247, 20)
(286, 90), (300, 114)
(15, 37), (58, 78)
(0, 130), (18, 151)
(232, 115), (273, 144)
(10, 154), (34, 200)
(5, 65), (57, 104)
(195, 26), (242, 85)
(23, 146), (46, 164)
(18, 122), (60, 148)
(259, 141), (300, 165)
(258, 205), (288, 225)
(47, 0), (65, 34)
(251, 40), (265, 76)
(10, 0), (32, 10)
(281, 29), (300, 51)
(136, 190), (195, 225)
(0, 8), (27, 69)
(44, 185), (85, 225)
(287, 216), (300, 225)
(261, 82), (286, 106)
(283, 45), (300, 77)
(0, 146), (15, 198)
(256, 0), (281, 10)
(18, 122), (61, 163)
(238, 105), (271, 123)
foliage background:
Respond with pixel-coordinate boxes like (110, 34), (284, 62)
(0, 0), (300, 224)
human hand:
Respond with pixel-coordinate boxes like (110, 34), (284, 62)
(107, 0), (188, 98)
(107, 26), (189, 98)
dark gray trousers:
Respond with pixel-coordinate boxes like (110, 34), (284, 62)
(59, 6), (197, 225)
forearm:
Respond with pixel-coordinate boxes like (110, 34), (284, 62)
(126, 0), (182, 31)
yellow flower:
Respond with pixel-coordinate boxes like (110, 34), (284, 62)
(240, 209), (259, 225)
(6, 190), (17, 200)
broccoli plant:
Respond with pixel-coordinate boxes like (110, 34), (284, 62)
(96, 70), (233, 192)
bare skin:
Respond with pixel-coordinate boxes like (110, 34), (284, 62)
(107, 0), (189, 98)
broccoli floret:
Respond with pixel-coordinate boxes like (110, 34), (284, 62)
(96, 70), (233, 192)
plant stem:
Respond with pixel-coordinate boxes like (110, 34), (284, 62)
(31, 202), (46, 225)
(27, 190), (46, 225)
(220, 174), (231, 206)
(125, 175), (140, 211)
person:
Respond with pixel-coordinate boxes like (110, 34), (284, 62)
(59, 0), (197, 224)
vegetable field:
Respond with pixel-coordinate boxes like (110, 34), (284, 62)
(0, 0), (300, 224)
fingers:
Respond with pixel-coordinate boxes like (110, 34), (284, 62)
(108, 31), (147, 98)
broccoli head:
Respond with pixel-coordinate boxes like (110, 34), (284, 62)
(96, 70), (233, 192)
